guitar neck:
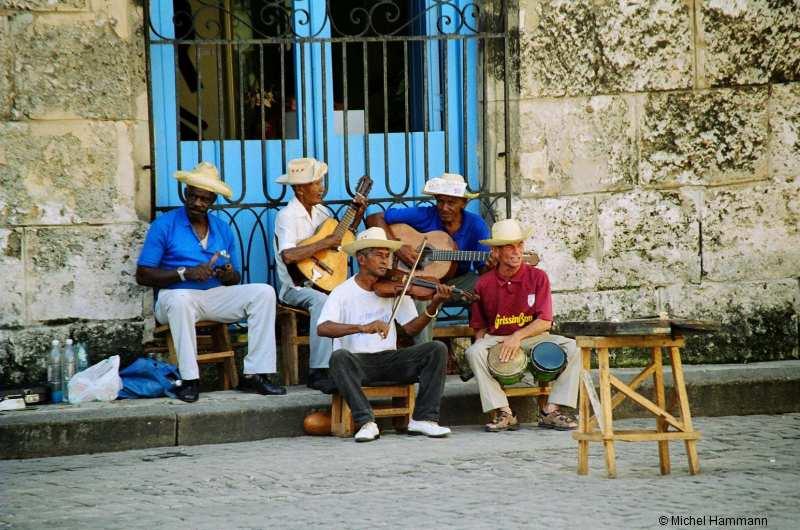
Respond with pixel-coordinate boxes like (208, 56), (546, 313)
(334, 207), (357, 237)
(428, 250), (490, 263)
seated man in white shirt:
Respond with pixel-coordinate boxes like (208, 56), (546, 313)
(317, 227), (454, 442)
(273, 158), (364, 392)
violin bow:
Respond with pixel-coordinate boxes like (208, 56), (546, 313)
(384, 237), (428, 336)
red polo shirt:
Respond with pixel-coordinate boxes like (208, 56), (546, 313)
(470, 264), (553, 336)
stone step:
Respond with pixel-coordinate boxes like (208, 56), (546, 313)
(2, 361), (799, 460)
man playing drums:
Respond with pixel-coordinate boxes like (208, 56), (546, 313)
(466, 219), (580, 432)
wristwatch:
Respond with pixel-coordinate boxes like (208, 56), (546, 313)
(177, 267), (187, 282)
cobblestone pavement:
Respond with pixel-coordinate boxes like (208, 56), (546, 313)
(1, 414), (798, 529)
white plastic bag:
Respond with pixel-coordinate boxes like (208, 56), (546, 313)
(68, 355), (123, 404)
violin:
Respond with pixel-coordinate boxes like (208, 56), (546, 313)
(374, 269), (478, 302)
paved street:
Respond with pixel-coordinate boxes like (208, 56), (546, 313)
(1, 413), (798, 529)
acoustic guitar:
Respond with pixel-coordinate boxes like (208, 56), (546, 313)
(389, 223), (540, 280)
(292, 175), (373, 292)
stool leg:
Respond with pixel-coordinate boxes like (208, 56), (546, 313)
(598, 348), (617, 478)
(669, 346), (700, 475)
(278, 312), (295, 386)
(652, 346), (671, 475)
(342, 399), (355, 437)
(331, 394), (347, 437)
(577, 347), (591, 475)
(392, 390), (410, 432)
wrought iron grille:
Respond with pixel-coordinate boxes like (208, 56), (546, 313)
(145, 0), (514, 288)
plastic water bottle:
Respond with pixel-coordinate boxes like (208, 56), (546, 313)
(75, 342), (89, 372)
(48, 340), (63, 403)
(62, 339), (76, 402)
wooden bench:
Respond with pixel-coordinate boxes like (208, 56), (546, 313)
(153, 320), (239, 390)
(330, 383), (416, 437)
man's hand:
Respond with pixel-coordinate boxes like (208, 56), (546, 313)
(360, 320), (390, 339)
(430, 283), (454, 306)
(214, 263), (238, 285)
(499, 332), (522, 362)
(321, 233), (343, 250)
(396, 244), (418, 267)
(185, 253), (220, 281)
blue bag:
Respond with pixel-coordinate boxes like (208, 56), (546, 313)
(118, 357), (180, 399)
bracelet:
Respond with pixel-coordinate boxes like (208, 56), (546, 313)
(424, 306), (439, 318)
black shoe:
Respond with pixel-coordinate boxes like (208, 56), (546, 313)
(174, 379), (200, 403)
(238, 374), (287, 395)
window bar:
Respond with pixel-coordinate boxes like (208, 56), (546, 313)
(236, 43), (246, 203)
(299, 38), (308, 157)
(481, 36), (488, 193)
(173, 42), (183, 201)
(362, 41), (370, 183)
(320, 40), (329, 175)
(422, 36), (430, 182)
(400, 40), (411, 197)
(442, 36), (449, 173)
(196, 41), (202, 162)
(342, 42), (351, 194)
(382, 41), (390, 195)
(215, 43), (227, 187)
(258, 43), (269, 200)
(461, 36), (469, 189)
(280, 41), (287, 180)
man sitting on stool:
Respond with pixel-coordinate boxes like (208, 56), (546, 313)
(466, 219), (579, 431)
(136, 162), (285, 402)
(317, 227), (453, 442)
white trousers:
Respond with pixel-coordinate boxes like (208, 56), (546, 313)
(465, 332), (581, 413)
(154, 284), (277, 380)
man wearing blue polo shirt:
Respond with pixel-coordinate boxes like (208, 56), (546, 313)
(366, 173), (494, 343)
(136, 162), (285, 402)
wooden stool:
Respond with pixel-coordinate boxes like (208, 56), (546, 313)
(276, 304), (310, 385)
(154, 320), (239, 390)
(330, 383), (416, 437)
(572, 334), (700, 478)
(503, 382), (552, 412)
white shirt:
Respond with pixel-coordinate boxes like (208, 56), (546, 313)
(317, 276), (418, 353)
(273, 197), (331, 299)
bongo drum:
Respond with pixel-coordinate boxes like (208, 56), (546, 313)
(487, 343), (528, 386)
(527, 341), (567, 382)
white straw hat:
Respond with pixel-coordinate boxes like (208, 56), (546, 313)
(276, 157), (328, 185)
(422, 173), (478, 199)
(174, 162), (233, 199)
(479, 219), (534, 246)
(342, 227), (403, 256)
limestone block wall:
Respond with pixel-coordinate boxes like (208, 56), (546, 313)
(506, 0), (800, 364)
(0, 0), (150, 386)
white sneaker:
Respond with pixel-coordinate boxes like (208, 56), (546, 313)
(354, 421), (380, 443)
(407, 419), (451, 438)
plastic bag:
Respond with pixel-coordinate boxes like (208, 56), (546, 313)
(118, 357), (180, 399)
(67, 355), (122, 404)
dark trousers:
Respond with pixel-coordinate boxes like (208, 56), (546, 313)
(329, 341), (448, 427)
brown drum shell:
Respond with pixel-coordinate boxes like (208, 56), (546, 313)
(303, 410), (332, 436)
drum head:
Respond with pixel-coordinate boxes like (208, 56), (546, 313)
(488, 343), (528, 386)
(529, 341), (566, 382)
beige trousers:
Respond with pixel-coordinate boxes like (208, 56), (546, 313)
(465, 332), (580, 413)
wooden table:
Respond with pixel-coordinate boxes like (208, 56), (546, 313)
(558, 318), (719, 478)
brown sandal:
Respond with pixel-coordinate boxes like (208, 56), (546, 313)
(486, 410), (520, 432)
(538, 410), (577, 431)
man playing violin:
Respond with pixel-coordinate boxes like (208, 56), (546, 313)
(466, 219), (581, 432)
(366, 173), (492, 342)
(274, 157), (365, 392)
(317, 227), (454, 442)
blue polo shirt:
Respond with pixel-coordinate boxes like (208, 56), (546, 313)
(137, 207), (241, 293)
(384, 205), (490, 275)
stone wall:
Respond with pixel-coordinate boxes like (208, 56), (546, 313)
(507, 0), (800, 364)
(0, 0), (151, 386)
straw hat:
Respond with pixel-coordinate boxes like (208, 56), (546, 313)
(174, 162), (232, 199)
(342, 227), (403, 256)
(422, 173), (478, 199)
(276, 157), (328, 185)
(479, 219), (534, 246)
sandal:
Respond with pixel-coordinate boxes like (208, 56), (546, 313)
(485, 410), (519, 432)
(538, 409), (577, 431)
